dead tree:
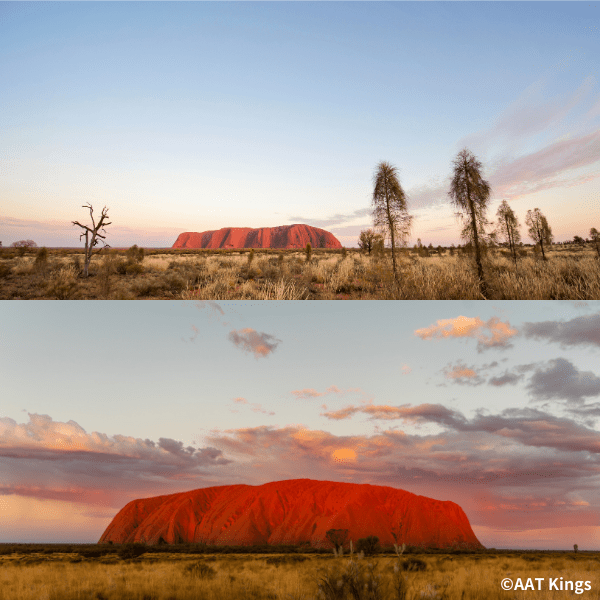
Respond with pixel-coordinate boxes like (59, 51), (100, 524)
(72, 203), (112, 277)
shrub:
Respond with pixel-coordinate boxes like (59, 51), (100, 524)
(117, 543), (147, 560)
(125, 262), (144, 275)
(247, 249), (255, 266)
(305, 242), (312, 263)
(34, 247), (49, 272)
(184, 560), (217, 579)
(45, 266), (79, 299)
(398, 557), (427, 571)
(127, 245), (145, 263)
(356, 536), (380, 556)
(0, 262), (11, 278)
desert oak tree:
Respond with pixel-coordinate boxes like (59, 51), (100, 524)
(358, 229), (384, 255)
(495, 199), (521, 268)
(72, 203), (112, 277)
(372, 161), (413, 281)
(525, 208), (553, 260)
(448, 148), (491, 298)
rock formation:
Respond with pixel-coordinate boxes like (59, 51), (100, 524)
(172, 224), (342, 249)
(99, 479), (483, 549)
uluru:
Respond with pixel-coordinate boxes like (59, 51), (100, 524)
(99, 479), (483, 550)
(172, 224), (342, 249)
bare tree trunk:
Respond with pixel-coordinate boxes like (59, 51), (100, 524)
(384, 180), (398, 282)
(464, 161), (487, 298)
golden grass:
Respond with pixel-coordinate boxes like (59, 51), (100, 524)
(0, 552), (598, 600)
(0, 246), (598, 300)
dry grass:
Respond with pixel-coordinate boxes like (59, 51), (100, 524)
(0, 245), (598, 300)
(0, 551), (598, 600)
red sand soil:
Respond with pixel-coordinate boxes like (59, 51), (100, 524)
(172, 224), (343, 249)
(99, 479), (483, 549)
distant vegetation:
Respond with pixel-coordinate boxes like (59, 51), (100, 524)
(0, 542), (596, 600)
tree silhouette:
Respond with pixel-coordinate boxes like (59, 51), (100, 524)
(71, 203), (112, 277)
(325, 529), (349, 554)
(448, 148), (492, 298)
(590, 228), (600, 258)
(372, 162), (413, 281)
(495, 200), (521, 268)
(525, 208), (553, 261)
(358, 229), (384, 255)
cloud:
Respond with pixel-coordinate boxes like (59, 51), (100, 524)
(288, 208), (371, 228)
(229, 397), (274, 416)
(488, 372), (524, 387)
(526, 358), (600, 403)
(0, 414), (232, 507)
(522, 314), (600, 348)
(227, 328), (281, 358)
(415, 316), (517, 351)
(443, 361), (484, 385)
(290, 386), (345, 399)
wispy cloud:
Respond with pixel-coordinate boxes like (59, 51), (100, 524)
(227, 328), (281, 359)
(442, 362), (485, 386)
(290, 385), (346, 399)
(229, 397), (275, 416)
(415, 315), (518, 351)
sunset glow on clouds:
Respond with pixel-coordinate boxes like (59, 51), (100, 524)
(0, 2), (598, 248)
(1, 301), (600, 549)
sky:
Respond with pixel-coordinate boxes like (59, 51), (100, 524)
(0, 1), (598, 249)
(1, 299), (600, 549)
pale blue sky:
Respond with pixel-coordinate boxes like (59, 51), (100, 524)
(2, 300), (600, 549)
(1, 2), (598, 248)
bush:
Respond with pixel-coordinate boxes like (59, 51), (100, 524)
(126, 245), (144, 263)
(117, 543), (147, 560)
(184, 560), (217, 579)
(305, 242), (312, 263)
(356, 536), (380, 556)
(34, 247), (49, 272)
(398, 557), (427, 571)
(0, 262), (11, 278)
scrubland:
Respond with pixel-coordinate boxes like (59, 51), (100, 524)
(0, 547), (598, 600)
(0, 245), (598, 300)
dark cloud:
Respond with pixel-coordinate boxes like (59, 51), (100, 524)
(522, 314), (600, 348)
(488, 372), (524, 386)
(526, 358), (600, 403)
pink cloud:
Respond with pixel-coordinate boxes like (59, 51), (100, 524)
(228, 328), (281, 358)
(415, 315), (517, 351)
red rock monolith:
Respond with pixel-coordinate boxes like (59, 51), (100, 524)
(99, 479), (483, 549)
(172, 225), (342, 249)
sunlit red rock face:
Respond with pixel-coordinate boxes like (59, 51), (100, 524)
(99, 479), (483, 549)
(172, 225), (342, 249)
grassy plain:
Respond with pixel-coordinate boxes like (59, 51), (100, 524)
(0, 548), (598, 600)
(0, 245), (598, 300)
